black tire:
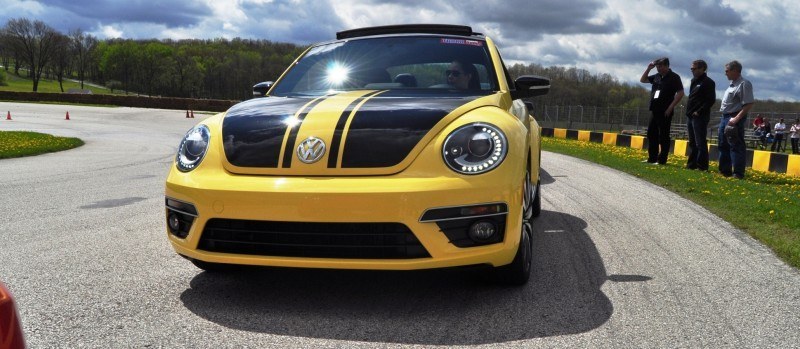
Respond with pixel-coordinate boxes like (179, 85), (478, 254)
(494, 221), (532, 286)
(532, 178), (541, 219)
(493, 171), (534, 286)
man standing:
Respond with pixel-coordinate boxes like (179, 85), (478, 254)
(640, 57), (685, 165)
(771, 118), (786, 152)
(685, 60), (716, 171)
(790, 119), (800, 154)
(718, 60), (755, 179)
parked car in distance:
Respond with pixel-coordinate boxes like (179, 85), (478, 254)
(166, 24), (549, 285)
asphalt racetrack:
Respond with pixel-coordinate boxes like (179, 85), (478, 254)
(1, 102), (799, 348)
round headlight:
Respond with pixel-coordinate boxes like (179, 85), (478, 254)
(442, 123), (507, 175)
(176, 125), (210, 172)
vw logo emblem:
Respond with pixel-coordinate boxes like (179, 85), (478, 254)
(296, 136), (326, 164)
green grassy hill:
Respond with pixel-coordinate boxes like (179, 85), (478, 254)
(0, 70), (120, 95)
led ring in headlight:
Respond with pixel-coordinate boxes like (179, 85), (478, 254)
(176, 125), (210, 172)
(442, 123), (507, 175)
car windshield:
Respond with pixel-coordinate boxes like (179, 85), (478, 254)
(270, 36), (498, 97)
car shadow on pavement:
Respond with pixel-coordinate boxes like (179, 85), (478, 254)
(179, 208), (613, 345)
(540, 168), (559, 185)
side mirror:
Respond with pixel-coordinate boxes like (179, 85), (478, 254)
(253, 81), (273, 97)
(510, 75), (550, 100)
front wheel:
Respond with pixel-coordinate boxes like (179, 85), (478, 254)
(532, 178), (541, 218)
(493, 171), (534, 286)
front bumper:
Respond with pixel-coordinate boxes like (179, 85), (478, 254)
(165, 169), (524, 270)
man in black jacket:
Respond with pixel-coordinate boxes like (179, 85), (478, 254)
(640, 57), (685, 165)
(685, 59), (716, 170)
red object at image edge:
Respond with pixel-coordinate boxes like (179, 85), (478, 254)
(0, 282), (25, 349)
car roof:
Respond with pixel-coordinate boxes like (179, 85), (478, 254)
(336, 24), (484, 40)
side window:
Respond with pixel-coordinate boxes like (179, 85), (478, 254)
(474, 64), (490, 90)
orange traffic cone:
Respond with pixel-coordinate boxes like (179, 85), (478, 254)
(65, 111), (70, 120)
(190, 110), (195, 118)
(6, 111), (10, 120)
(186, 110), (190, 118)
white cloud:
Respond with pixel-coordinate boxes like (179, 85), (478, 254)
(97, 24), (123, 39)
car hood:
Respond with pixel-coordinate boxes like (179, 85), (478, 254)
(220, 90), (493, 176)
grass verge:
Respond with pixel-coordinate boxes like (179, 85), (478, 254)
(542, 136), (800, 269)
(0, 131), (84, 159)
(0, 70), (117, 94)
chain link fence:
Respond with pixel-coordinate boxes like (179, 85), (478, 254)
(532, 104), (800, 141)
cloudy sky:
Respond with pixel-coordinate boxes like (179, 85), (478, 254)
(3, 0), (799, 102)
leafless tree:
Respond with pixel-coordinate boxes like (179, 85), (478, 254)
(1, 18), (60, 91)
(0, 39), (9, 72)
(50, 33), (71, 92)
(70, 28), (97, 90)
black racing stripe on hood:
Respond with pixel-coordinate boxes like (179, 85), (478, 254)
(341, 95), (479, 168)
(222, 97), (315, 168)
(281, 96), (329, 168)
(327, 90), (384, 168)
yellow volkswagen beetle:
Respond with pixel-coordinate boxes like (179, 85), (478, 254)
(165, 24), (549, 285)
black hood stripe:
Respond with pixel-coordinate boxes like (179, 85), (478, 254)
(281, 95), (331, 168)
(328, 90), (385, 168)
(223, 97), (318, 168)
(340, 94), (479, 168)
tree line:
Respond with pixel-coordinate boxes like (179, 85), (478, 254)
(509, 63), (652, 109)
(510, 63), (800, 113)
(1, 18), (304, 100)
(0, 17), (651, 105)
(1, 17), (799, 111)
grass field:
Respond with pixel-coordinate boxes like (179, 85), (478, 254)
(543, 136), (800, 269)
(0, 131), (84, 159)
(0, 70), (117, 94)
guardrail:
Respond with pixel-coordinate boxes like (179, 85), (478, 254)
(532, 105), (800, 135)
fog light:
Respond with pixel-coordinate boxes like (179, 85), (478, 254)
(468, 220), (497, 242)
(168, 212), (181, 232)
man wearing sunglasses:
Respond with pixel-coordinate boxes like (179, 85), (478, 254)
(685, 59), (716, 171)
(446, 60), (479, 90)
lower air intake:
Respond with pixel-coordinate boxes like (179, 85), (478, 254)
(198, 219), (430, 259)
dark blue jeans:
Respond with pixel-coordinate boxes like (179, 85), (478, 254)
(647, 110), (672, 164)
(718, 114), (747, 178)
(687, 113), (710, 170)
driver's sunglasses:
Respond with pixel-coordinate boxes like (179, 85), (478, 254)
(445, 70), (462, 77)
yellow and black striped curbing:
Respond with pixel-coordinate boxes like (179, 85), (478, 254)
(542, 128), (800, 177)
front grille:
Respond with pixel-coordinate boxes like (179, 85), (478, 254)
(198, 219), (430, 259)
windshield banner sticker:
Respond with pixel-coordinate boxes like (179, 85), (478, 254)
(440, 38), (483, 46)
